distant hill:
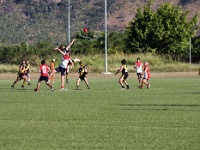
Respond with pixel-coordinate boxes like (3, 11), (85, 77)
(0, 0), (199, 44)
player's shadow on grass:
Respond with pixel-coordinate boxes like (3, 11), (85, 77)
(9, 88), (51, 92)
(189, 92), (200, 94)
(177, 91), (200, 95)
(119, 104), (200, 107)
(10, 89), (34, 92)
(110, 103), (200, 111)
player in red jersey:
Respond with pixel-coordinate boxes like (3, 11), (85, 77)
(138, 62), (150, 89)
(34, 60), (54, 92)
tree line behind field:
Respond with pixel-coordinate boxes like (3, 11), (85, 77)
(0, 0), (200, 65)
(0, 53), (199, 73)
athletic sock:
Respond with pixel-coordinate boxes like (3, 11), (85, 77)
(47, 83), (52, 89)
(22, 81), (26, 86)
(127, 85), (129, 89)
(66, 73), (68, 80)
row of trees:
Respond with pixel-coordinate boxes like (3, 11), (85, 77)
(125, 1), (199, 60)
(0, 0), (200, 64)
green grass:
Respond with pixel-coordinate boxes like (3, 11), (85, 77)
(0, 75), (200, 150)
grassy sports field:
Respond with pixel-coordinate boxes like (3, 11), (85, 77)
(0, 73), (199, 150)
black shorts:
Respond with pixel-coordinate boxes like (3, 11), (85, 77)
(121, 72), (129, 80)
(137, 73), (142, 78)
(18, 73), (26, 80)
(39, 76), (49, 82)
(55, 66), (66, 76)
(79, 75), (86, 80)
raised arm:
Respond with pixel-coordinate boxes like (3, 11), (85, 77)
(66, 39), (76, 50)
(54, 47), (66, 56)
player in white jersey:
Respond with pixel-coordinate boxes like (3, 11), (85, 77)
(134, 57), (143, 85)
(49, 47), (74, 90)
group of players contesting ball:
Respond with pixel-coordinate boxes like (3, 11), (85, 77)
(11, 39), (150, 92)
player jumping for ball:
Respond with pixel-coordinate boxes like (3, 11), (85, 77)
(49, 47), (74, 91)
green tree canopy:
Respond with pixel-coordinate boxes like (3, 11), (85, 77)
(125, 0), (198, 59)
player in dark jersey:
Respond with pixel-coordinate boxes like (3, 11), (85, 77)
(76, 61), (90, 90)
(11, 60), (28, 90)
(115, 59), (130, 90)
(25, 60), (31, 85)
(66, 57), (81, 83)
